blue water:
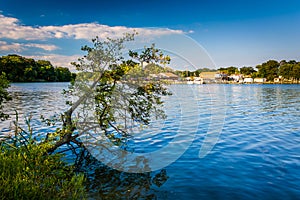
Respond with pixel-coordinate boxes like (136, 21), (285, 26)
(159, 84), (300, 199)
(1, 83), (300, 199)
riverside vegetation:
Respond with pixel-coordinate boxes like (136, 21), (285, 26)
(0, 54), (76, 82)
(2, 55), (300, 84)
(217, 60), (300, 83)
(0, 33), (171, 199)
(1, 33), (299, 199)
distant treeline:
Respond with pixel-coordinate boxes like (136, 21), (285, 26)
(0, 54), (76, 82)
(174, 68), (217, 78)
(218, 60), (300, 81)
(178, 60), (300, 82)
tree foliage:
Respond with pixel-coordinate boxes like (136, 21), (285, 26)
(0, 33), (172, 199)
(34, 32), (172, 198)
(240, 66), (256, 76)
(129, 43), (171, 68)
(212, 60), (300, 82)
(175, 68), (217, 78)
(44, 33), (171, 166)
(256, 60), (279, 81)
(0, 72), (11, 120)
(218, 66), (238, 75)
(0, 54), (75, 82)
(279, 60), (300, 81)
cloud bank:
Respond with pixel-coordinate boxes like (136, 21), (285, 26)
(0, 14), (184, 41)
(0, 14), (185, 67)
(0, 41), (58, 52)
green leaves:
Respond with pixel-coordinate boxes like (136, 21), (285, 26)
(129, 43), (171, 67)
(127, 83), (171, 125)
(0, 72), (11, 121)
(0, 128), (86, 200)
(0, 54), (74, 82)
(279, 61), (300, 81)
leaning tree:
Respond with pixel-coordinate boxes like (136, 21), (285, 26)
(45, 32), (172, 155)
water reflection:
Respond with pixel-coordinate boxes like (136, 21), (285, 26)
(0, 82), (170, 199)
(0, 83), (69, 136)
(75, 149), (169, 199)
(1, 83), (300, 199)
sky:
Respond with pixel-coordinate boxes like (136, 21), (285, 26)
(1, 0), (300, 70)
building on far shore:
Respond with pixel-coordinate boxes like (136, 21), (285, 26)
(274, 76), (283, 83)
(254, 78), (267, 83)
(229, 74), (243, 82)
(244, 78), (254, 83)
(199, 72), (219, 83)
(149, 72), (179, 81)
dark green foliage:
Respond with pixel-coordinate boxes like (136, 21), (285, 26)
(0, 128), (86, 200)
(128, 83), (171, 125)
(48, 33), (173, 153)
(1, 33), (173, 200)
(240, 66), (256, 75)
(256, 60), (279, 81)
(0, 54), (75, 82)
(253, 59), (300, 82)
(218, 66), (238, 75)
(129, 43), (171, 68)
(175, 68), (217, 78)
(279, 61), (300, 81)
(0, 72), (11, 120)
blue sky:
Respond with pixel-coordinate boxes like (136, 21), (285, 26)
(1, 0), (300, 70)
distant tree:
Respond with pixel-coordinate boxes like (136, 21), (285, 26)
(240, 66), (256, 75)
(0, 55), (73, 82)
(0, 54), (26, 81)
(36, 60), (55, 81)
(279, 63), (294, 80)
(288, 60), (297, 64)
(292, 63), (300, 82)
(218, 66), (238, 75)
(144, 63), (165, 74)
(194, 70), (200, 77)
(256, 60), (279, 81)
(55, 67), (72, 82)
(174, 68), (216, 78)
(174, 70), (185, 78)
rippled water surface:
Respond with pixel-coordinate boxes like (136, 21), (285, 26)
(1, 83), (300, 199)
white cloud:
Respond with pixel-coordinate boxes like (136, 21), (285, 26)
(0, 14), (184, 41)
(28, 54), (81, 70)
(24, 43), (59, 51)
(0, 14), (187, 70)
(0, 15), (53, 40)
(0, 41), (24, 52)
(0, 41), (58, 51)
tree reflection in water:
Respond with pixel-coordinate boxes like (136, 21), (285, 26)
(74, 148), (169, 199)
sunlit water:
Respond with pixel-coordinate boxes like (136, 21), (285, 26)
(1, 83), (300, 199)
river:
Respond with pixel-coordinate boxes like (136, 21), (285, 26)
(0, 83), (299, 199)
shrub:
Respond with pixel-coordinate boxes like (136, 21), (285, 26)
(0, 131), (86, 200)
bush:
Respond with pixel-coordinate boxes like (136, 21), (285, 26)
(0, 132), (86, 200)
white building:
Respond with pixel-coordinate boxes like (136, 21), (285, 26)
(254, 78), (267, 83)
(244, 78), (253, 83)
